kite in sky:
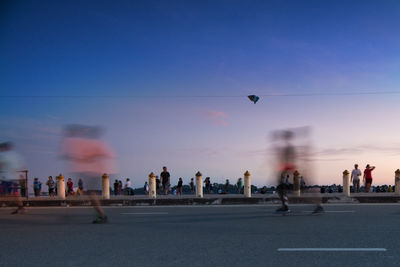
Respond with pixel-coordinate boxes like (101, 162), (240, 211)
(248, 95), (260, 104)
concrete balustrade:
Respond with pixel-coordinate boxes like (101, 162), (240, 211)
(395, 169), (400, 196)
(195, 171), (203, 198)
(102, 173), (110, 199)
(244, 170), (251, 197)
(343, 170), (350, 197)
(56, 174), (65, 200)
(148, 172), (156, 199)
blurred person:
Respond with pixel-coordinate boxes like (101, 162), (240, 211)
(189, 178), (194, 193)
(144, 181), (149, 195)
(67, 178), (74, 196)
(363, 164), (375, 193)
(351, 164), (362, 193)
(60, 124), (117, 224)
(204, 177), (210, 193)
(118, 180), (123, 195)
(124, 178), (133, 195)
(33, 178), (41, 197)
(113, 179), (118, 196)
(160, 166), (170, 195)
(156, 176), (161, 194)
(177, 178), (183, 196)
(0, 142), (26, 214)
(236, 178), (242, 194)
(389, 185), (393, 193)
(272, 129), (323, 213)
(77, 178), (84, 195)
(46, 176), (56, 197)
(225, 179), (230, 194)
(19, 175), (26, 197)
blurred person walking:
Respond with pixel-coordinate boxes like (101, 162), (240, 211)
(363, 164), (376, 193)
(160, 166), (170, 195)
(274, 130), (323, 213)
(46, 176), (56, 197)
(351, 164), (362, 193)
(144, 181), (149, 195)
(0, 142), (26, 214)
(60, 125), (117, 224)
(177, 178), (183, 196)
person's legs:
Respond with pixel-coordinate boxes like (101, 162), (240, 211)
(365, 182), (371, 193)
(277, 183), (289, 212)
(89, 191), (107, 223)
(356, 180), (360, 193)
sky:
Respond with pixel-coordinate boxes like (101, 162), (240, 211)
(1, 0), (400, 189)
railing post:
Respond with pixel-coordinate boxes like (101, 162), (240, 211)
(56, 174), (65, 200)
(244, 170), (251, 197)
(195, 171), (203, 198)
(148, 172), (156, 199)
(343, 170), (350, 197)
(395, 169), (400, 196)
(102, 173), (110, 199)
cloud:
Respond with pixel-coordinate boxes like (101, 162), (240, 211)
(204, 110), (229, 127)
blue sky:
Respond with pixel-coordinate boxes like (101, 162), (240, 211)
(1, 0), (400, 188)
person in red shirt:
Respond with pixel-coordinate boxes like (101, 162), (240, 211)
(67, 178), (74, 196)
(363, 164), (376, 193)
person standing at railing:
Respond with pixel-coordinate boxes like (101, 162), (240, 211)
(160, 166), (170, 195)
(46, 176), (56, 197)
(351, 164), (362, 193)
(363, 164), (376, 193)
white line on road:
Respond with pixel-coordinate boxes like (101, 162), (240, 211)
(301, 210), (355, 213)
(120, 212), (169, 215)
(277, 248), (387, 252)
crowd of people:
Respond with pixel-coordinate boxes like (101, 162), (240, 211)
(1, 163), (394, 198)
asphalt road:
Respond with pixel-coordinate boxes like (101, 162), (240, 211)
(0, 204), (399, 267)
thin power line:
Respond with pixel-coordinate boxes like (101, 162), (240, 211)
(0, 91), (400, 98)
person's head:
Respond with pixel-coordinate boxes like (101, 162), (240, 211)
(126, 178), (130, 181)
(179, 177), (182, 181)
(191, 178), (193, 181)
(34, 177), (38, 181)
(366, 164), (370, 169)
(354, 164), (358, 169)
(163, 166), (167, 171)
(48, 176), (53, 180)
(68, 178), (71, 181)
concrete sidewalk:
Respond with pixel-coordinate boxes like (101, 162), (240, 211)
(1, 192), (400, 207)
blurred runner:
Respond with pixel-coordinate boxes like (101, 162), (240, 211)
(0, 142), (26, 214)
(272, 128), (323, 214)
(60, 125), (117, 224)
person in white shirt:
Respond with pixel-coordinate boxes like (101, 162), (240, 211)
(124, 178), (133, 195)
(351, 164), (362, 193)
